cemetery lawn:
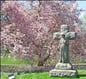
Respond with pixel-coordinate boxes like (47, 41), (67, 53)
(1, 56), (36, 65)
(1, 70), (86, 79)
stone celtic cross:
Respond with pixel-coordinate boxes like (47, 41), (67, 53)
(53, 24), (76, 63)
(50, 25), (77, 77)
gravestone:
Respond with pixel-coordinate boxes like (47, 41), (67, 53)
(49, 24), (77, 77)
(8, 74), (15, 79)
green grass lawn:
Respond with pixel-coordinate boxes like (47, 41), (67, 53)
(1, 56), (86, 65)
(1, 70), (86, 79)
(1, 56), (29, 64)
(1, 56), (36, 65)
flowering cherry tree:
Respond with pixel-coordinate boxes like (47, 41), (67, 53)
(1, 1), (85, 66)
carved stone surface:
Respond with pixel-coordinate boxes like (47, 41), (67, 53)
(55, 63), (73, 70)
(49, 69), (77, 77)
(49, 24), (77, 77)
(53, 25), (76, 63)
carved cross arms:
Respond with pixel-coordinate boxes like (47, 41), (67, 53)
(53, 32), (77, 40)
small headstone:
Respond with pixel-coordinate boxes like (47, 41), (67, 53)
(13, 56), (16, 61)
(8, 54), (11, 58)
(8, 74), (15, 79)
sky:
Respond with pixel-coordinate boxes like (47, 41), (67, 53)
(77, 1), (86, 19)
(18, 1), (86, 19)
(19, 1), (86, 10)
(77, 1), (86, 10)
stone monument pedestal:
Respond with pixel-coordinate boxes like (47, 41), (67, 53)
(49, 63), (77, 77)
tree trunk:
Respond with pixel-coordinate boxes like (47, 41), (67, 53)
(38, 58), (44, 66)
(38, 59), (44, 66)
(37, 49), (50, 66)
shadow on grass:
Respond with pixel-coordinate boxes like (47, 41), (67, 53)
(78, 74), (86, 78)
(50, 76), (79, 79)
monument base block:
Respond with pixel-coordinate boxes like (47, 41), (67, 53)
(55, 63), (73, 70)
(49, 63), (77, 77)
(49, 69), (77, 77)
